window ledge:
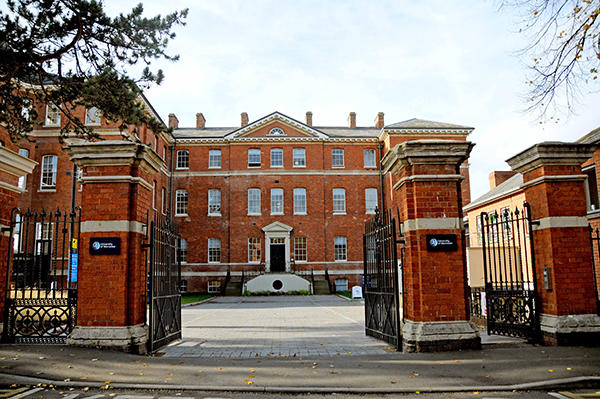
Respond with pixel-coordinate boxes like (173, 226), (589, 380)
(332, 166), (345, 169)
(208, 166), (222, 169)
(175, 214), (189, 217)
(295, 260), (307, 264)
(333, 212), (347, 215)
(176, 167), (189, 170)
(294, 212), (307, 216)
(334, 259), (347, 262)
(248, 213), (261, 216)
(271, 212), (284, 216)
(208, 213), (222, 217)
(271, 165), (283, 168)
(249, 261), (261, 264)
(364, 166), (377, 169)
(587, 209), (600, 218)
(38, 188), (56, 193)
(85, 123), (101, 127)
(248, 165), (261, 168)
(293, 165), (306, 168)
(366, 211), (376, 215)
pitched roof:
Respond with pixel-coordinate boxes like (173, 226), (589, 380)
(316, 127), (380, 138)
(463, 173), (524, 212)
(385, 118), (473, 130)
(576, 126), (600, 144)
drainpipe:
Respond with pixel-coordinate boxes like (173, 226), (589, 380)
(377, 143), (385, 212)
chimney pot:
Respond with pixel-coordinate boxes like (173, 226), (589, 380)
(306, 111), (313, 127)
(374, 112), (384, 129)
(168, 113), (179, 129)
(348, 112), (356, 128)
(241, 112), (249, 127)
(196, 113), (206, 129)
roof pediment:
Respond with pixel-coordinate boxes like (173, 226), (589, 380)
(224, 112), (329, 139)
(262, 221), (294, 233)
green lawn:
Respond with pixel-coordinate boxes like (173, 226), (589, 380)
(181, 293), (212, 304)
(337, 290), (352, 299)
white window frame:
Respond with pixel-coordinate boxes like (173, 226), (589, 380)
(294, 236), (307, 262)
(208, 280), (221, 293)
(270, 148), (283, 168)
(248, 237), (261, 263)
(208, 189), (221, 216)
(152, 181), (157, 210)
(162, 146), (166, 161)
(248, 149), (261, 168)
(248, 188), (261, 215)
(270, 188), (284, 215)
(365, 188), (378, 214)
(333, 188), (346, 214)
(293, 148), (306, 167)
(364, 149), (376, 168)
(161, 187), (167, 215)
(45, 104), (61, 127)
(84, 107), (101, 126)
(332, 149), (344, 168)
(17, 149), (29, 190)
(209, 149), (222, 169)
(334, 236), (347, 261)
(175, 150), (190, 169)
(208, 238), (221, 263)
(293, 188), (307, 215)
(179, 238), (187, 263)
(175, 189), (188, 216)
(335, 278), (349, 292)
(40, 155), (57, 190)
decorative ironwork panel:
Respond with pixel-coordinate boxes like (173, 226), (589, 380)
(363, 208), (402, 349)
(147, 213), (182, 353)
(480, 203), (540, 341)
(3, 208), (80, 344)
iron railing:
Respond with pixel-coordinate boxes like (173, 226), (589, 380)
(3, 208), (80, 344)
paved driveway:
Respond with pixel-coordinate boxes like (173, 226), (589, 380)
(160, 295), (391, 358)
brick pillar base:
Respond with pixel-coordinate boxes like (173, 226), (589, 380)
(383, 140), (480, 352)
(64, 140), (163, 353)
(0, 147), (37, 334)
(507, 142), (600, 345)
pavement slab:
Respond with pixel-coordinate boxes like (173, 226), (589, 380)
(0, 296), (598, 393)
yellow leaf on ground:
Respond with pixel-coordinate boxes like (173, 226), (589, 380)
(245, 380), (253, 385)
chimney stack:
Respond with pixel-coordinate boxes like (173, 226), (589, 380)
(374, 112), (384, 129)
(241, 112), (249, 127)
(348, 112), (356, 128)
(196, 113), (206, 129)
(488, 171), (518, 190)
(168, 113), (179, 129)
(306, 111), (313, 127)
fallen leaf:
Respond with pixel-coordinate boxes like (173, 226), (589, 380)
(82, 388), (89, 392)
(63, 379), (70, 382)
(245, 380), (253, 385)
(79, 377), (88, 380)
(548, 369), (554, 373)
(91, 358), (98, 362)
(39, 357), (46, 360)
(250, 369), (255, 372)
(100, 385), (110, 390)
(473, 392), (480, 395)
(109, 394), (117, 397)
(567, 368), (572, 370)
(67, 365), (73, 369)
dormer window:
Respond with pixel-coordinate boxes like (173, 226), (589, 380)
(269, 127), (285, 136)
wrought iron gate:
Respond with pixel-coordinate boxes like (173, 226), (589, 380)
(363, 208), (403, 349)
(3, 208), (80, 344)
(146, 214), (182, 352)
(480, 202), (540, 341)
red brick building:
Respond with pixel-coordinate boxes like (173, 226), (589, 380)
(5, 102), (474, 295)
(169, 111), (473, 293)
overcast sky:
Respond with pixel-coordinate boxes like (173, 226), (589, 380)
(106, 0), (600, 200)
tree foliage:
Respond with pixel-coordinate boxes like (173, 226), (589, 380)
(504, 0), (600, 118)
(0, 0), (187, 142)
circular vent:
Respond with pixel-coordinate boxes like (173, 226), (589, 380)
(272, 280), (283, 290)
